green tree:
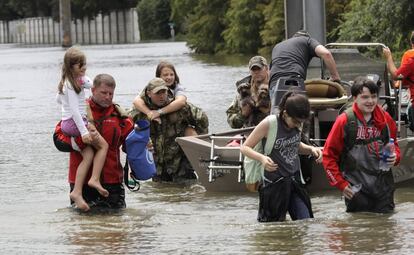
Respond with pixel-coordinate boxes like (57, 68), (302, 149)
(260, 0), (284, 55)
(0, 0), (56, 20)
(186, 0), (229, 54)
(72, 0), (138, 19)
(325, 0), (351, 43)
(338, 0), (414, 53)
(221, 0), (264, 54)
(170, 0), (198, 37)
(137, 0), (171, 40)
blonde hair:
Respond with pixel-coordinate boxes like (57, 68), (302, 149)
(57, 47), (86, 94)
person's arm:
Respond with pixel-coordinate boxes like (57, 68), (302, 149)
(67, 88), (89, 137)
(132, 94), (163, 124)
(322, 113), (349, 191)
(226, 95), (247, 128)
(383, 47), (399, 79)
(152, 95), (187, 119)
(298, 142), (323, 163)
(133, 95), (152, 117)
(385, 111), (401, 165)
(315, 45), (341, 81)
(240, 116), (278, 171)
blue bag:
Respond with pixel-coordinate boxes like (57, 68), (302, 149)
(125, 120), (156, 180)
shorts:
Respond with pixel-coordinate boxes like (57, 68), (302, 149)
(61, 117), (88, 137)
(70, 183), (126, 210)
(53, 121), (87, 152)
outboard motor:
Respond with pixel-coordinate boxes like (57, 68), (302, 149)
(270, 77), (306, 113)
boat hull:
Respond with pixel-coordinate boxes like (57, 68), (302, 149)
(177, 131), (414, 193)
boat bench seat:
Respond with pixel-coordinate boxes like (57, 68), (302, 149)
(305, 79), (349, 110)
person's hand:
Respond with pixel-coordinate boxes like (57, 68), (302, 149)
(260, 155), (278, 172)
(329, 77), (341, 83)
(81, 133), (92, 144)
(310, 146), (323, 163)
(383, 47), (392, 59)
(146, 140), (154, 153)
(342, 184), (355, 200)
(386, 153), (397, 168)
(150, 110), (161, 120)
(147, 110), (162, 124)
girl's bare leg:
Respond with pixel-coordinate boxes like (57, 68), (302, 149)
(87, 129), (109, 197)
(69, 146), (94, 211)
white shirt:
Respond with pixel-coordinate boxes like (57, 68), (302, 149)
(56, 76), (92, 136)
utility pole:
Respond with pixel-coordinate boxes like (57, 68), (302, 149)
(284, 0), (326, 44)
(59, 0), (72, 47)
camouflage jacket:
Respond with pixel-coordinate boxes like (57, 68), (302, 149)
(129, 98), (208, 177)
(226, 94), (269, 128)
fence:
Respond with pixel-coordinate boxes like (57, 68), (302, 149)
(0, 8), (140, 45)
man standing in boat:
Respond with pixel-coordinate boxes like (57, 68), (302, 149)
(269, 30), (341, 109)
(226, 55), (270, 128)
(383, 31), (414, 130)
(129, 78), (209, 182)
(323, 77), (400, 213)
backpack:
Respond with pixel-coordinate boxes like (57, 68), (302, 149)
(243, 115), (278, 192)
(125, 119), (157, 181)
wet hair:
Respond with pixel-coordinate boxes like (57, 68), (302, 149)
(351, 76), (378, 97)
(93, 74), (116, 88)
(410, 31), (414, 45)
(278, 91), (310, 120)
(57, 47), (86, 94)
(155, 61), (180, 89)
(293, 30), (310, 38)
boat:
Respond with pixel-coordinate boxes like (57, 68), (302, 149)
(176, 43), (414, 193)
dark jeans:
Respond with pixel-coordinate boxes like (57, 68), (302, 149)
(408, 103), (414, 131)
(288, 192), (311, 220)
(257, 176), (313, 222)
(345, 189), (394, 213)
(70, 183), (126, 210)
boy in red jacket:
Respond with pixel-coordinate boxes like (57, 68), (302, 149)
(323, 76), (400, 213)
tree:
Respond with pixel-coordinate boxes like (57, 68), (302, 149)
(260, 0), (284, 55)
(71, 0), (139, 19)
(170, 0), (198, 37)
(325, 0), (351, 43)
(337, 0), (414, 53)
(186, 0), (229, 54)
(0, 0), (57, 20)
(137, 0), (171, 40)
(221, 0), (264, 54)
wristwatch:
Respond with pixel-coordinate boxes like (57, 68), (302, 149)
(157, 109), (164, 116)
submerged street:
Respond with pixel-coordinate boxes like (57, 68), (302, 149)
(0, 42), (414, 254)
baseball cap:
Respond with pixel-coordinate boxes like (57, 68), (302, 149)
(146, 78), (168, 93)
(293, 30), (310, 38)
(248, 56), (267, 70)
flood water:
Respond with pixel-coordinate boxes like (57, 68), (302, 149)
(1, 42), (414, 254)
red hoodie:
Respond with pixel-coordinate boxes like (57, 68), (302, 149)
(322, 103), (400, 191)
